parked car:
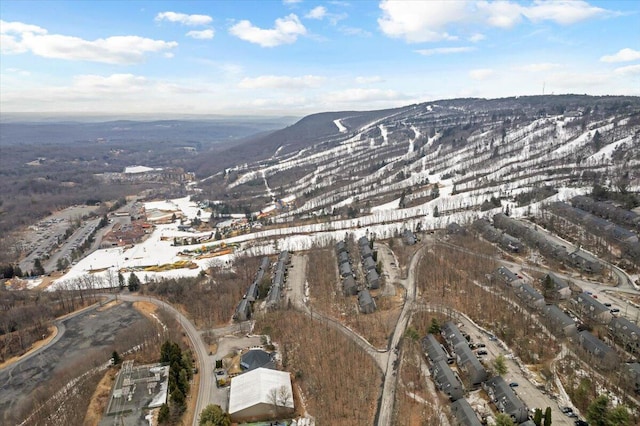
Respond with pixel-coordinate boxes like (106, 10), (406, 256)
(477, 350), (488, 356)
(509, 382), (518, 387)
(610, 308), (620, 313)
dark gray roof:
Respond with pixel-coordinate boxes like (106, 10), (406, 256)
(358, 289), (376, 313)
(543, 305), (575, 329)
(454, 342), (487, 385)
(515, 283), (544, 304)
(431, 359), (464, 401)
(496, 266), (520, 283)
(609, 317), (640, 343)
(338, 251), (350, 265)
(422, 334), (447, 363)
(402, 229), (417, 245)
(363, 256), (377, 271)
(342, 275), (357, 296)
(366, 269), (380, 289)
(358, 236), (370, 248)
(578, 330), (616, 359)
(259, 256), (270, 271)
(339, 261), (353, 277)
(240, 349), (274, 371)
(442, 321), (467, 348)
(360, 244), (373, 259)
(484, 376), (528, 423)
(451, 399), (482, 426)
(336, 240), (347, 253)
(575, 292), (609, 315)
(546, 272), (568, 290)
(234, 297), (251, 321)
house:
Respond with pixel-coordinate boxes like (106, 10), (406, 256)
(240, 349), (275, 372)
(577, 331), (619, 370)
(441, 321), (468, 349)
(360, 244), (373, 259)
(336, 240), (347, 254)
(228, 368), (294, 422)
(246, 279), (260, 302)
(431, 359), (464, 401)
(500, 233), (523, 253)
(625, 362), (640, 394)
(421, 334), (450, 364)
(338, 250), (350, 265)
(358, 236), (370, 248)
(574, 292), (613, 323)
(358, 289), (376, 313)
(366, 269), (380, 289)
(544, 272), (571, 300)
(451, 398), (482, 426)
(342, 275), (358, 296)
(483, 376), (528, 423)
(494, 266), (523, 287)
(542, 305), (577, 337)
(363, 256), (377, 271)
(446, 222), (465, 235)
(259, 256), (270, 271)
(339, 261), (353, 278)
(234, 297), (252, 322)
(454, 342), (488, 387)
(609, 317), (640, 354)
(514, 283), (545, 310)
(569, 250), (602, 273)
(402, 229), (417, 245)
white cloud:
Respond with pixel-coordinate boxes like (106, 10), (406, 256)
(186, 29), (214, 39)
(516, 63), (562, 72)
(378, 1), (464, 42)
(306, 6), (327, 19)
(339, 26), (372, 37)
(522, 0), (609, 25)
(0, 20), (47, 34)
(415, 46), (474, 55)
(239, 75), (325, 89)
(469, 33), (485, 42)
(614, 64), (640, 75)
(322, 88), (405, 103)
(283, 0), (303, 4)
(229, 14), (306, 47)
(378, 0), (612, 43)
(155, 11), (212, 26)
(600, 48), (640, 63)
(355, 76), (384, 84)
(0, 20), (177, 64)
(469, 68), (494, 80)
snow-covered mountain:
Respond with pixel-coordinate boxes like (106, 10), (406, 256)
(201, 95), (640, 229)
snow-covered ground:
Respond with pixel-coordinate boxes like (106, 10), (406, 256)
(333, 119), (347, 133)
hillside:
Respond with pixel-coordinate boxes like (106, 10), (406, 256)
(196, 95), (640, 226)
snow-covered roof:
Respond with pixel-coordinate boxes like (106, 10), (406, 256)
(229, 368), (293, 415)
(124, 165), (160, 174)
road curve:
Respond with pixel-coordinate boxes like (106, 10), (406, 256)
(118, 294), (211, 426)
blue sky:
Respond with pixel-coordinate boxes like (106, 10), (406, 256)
(1, 0), (638, 115)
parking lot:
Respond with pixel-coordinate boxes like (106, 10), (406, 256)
(0, 301), (149, 424)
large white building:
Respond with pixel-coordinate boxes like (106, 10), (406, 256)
(228, 367), (294, 422)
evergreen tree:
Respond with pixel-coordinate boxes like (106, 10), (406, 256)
(199, 404), (231, 426)
(111, 350), (121, 365)
(533, 408), (543, 426)
(128, 272), (141, 292)
(33, 258), (45, 276)
(493, 354), (508, 376)
(428, 318), (441, 334)
(544, 407), (552, 426)
(118, 271), (125, 289)
(157, 403), (170, 424)
(494, 413), (515, 426)
(586, 395), (609, 426)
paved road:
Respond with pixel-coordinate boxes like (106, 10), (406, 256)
(118, 294), (212, 426)
(375, 239), (426, 426)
